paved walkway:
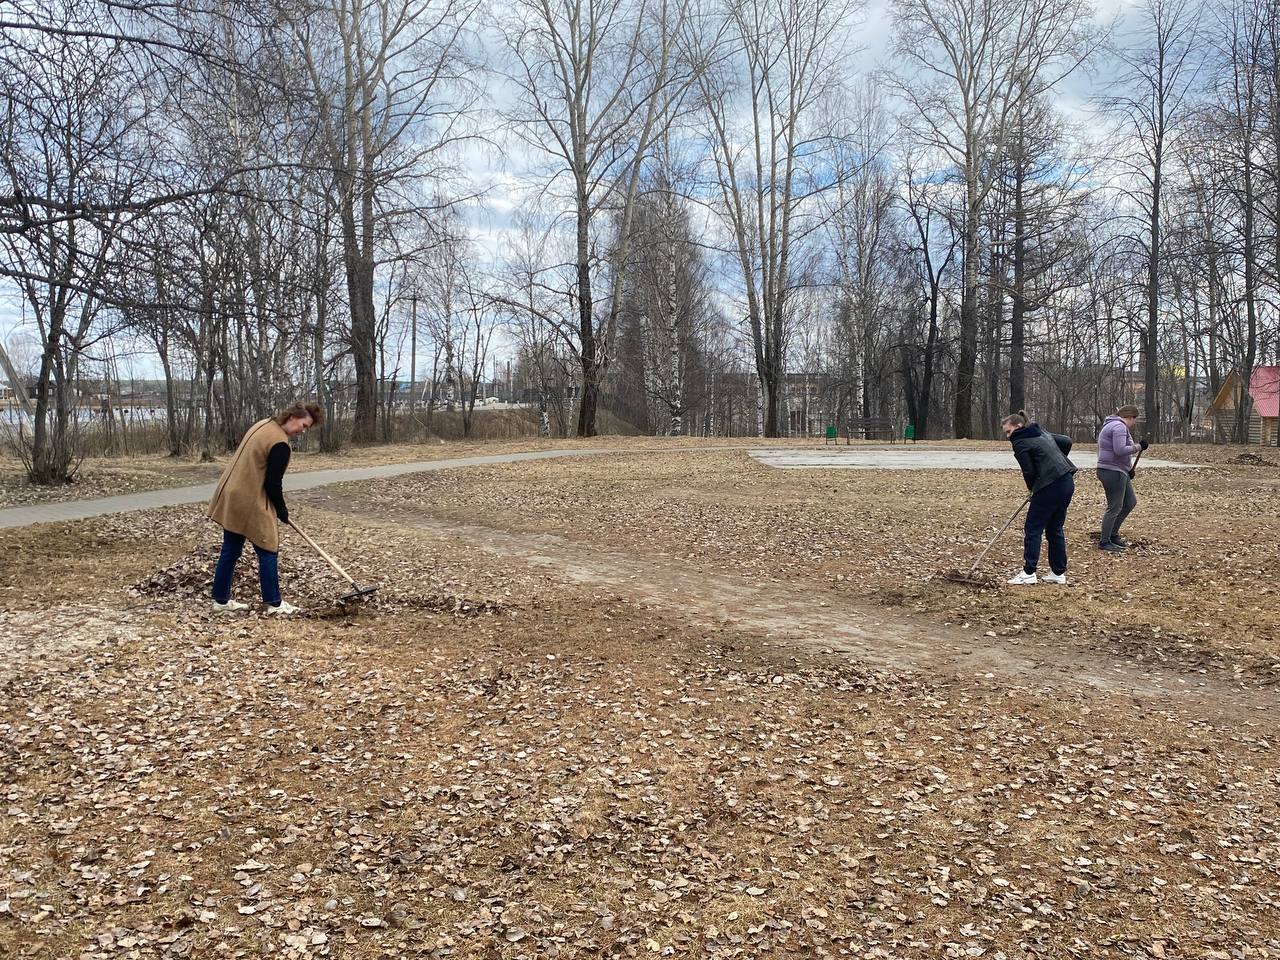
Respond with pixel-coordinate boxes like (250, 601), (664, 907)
(0, 448), (617, 530)
(749, 447), (1197, 470)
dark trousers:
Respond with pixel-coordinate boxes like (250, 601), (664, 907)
(1097, 468), (1136, 543)
(212, 530), (281, 606)
(1024, 473), (1074, 575)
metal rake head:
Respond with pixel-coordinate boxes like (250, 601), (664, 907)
(338, 583), (379, 603)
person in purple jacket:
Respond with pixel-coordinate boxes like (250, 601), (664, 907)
(1095, 404), (1149, 552)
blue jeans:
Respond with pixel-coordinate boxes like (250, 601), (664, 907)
(212, 530), (281, 606)
(1023, 473), (1074, 575)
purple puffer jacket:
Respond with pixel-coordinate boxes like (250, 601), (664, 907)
(1096, 415), (1139, 473)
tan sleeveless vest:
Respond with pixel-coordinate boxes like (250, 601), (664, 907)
(207, 418), (289, 551)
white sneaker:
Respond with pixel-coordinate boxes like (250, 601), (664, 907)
(1041, 572), (1067, 585)
(213, 599), (249, 613)
(265, 600), (301, 616)
(1006, 570), (1038, 585)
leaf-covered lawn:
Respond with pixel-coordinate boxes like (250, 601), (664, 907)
(3, 448), (1280, 958)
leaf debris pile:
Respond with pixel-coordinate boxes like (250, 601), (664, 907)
(129, 545), (502, 619)
(1226, 452), (1278, 468)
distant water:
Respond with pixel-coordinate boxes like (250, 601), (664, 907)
(0, 406), (170, 429)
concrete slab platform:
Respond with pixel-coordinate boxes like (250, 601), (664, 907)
(748, 447), (1197, 471)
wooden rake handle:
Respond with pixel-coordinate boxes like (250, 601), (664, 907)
(968, 495), (1032, 576)
(287, 519), (357, 586)
(1129, 447), (1144, 477)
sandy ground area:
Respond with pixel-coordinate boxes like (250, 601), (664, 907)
(2, 445), (1279, 958)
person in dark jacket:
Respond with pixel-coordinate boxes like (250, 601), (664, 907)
(1001, 410), (1077, 586)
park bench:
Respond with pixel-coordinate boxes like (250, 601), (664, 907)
(841, 417), (897, 443)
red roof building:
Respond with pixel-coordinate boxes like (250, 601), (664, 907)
(1207, 366), (1280, 444)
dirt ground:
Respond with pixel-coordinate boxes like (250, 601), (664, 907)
(312, 446), (1280, 683)
(3, 445), (1280, 958)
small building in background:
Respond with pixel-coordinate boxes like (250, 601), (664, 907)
(1207, 366), (1280, 444)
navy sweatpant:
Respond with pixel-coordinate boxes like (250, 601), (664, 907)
(1023, 472), (1075, 575)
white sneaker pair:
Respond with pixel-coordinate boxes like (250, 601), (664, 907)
(212, 599), (301, 615)
(1006, 571), (1067, 585)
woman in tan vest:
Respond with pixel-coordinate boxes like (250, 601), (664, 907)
(207, 401), (322, 614)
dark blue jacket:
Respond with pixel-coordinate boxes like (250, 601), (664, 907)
(1009, 424), (1076, 493)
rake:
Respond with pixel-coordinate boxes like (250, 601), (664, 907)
(287, 519), (379, 603)
(942, 494), (1032, 587)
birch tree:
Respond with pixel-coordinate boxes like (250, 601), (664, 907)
(614, 150), (713, 435)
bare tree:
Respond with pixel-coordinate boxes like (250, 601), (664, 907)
(891, 0), (1096, 437)
(991, 95), (1093, 417)
(899, 147), (960, 440)
(1103, 0), (1201, 440)
(691, 0), (861, 437)
(283, 0), (480, 443)
(499, 0), (695, 436)
(0, 22), (155, 481)
(1208, 0), (1267, 440)
(826, 80), (901, 430)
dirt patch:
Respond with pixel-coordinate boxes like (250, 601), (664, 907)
(0, 604), (150, 681)
(312, 450), (1280, 678)
(310, 500), (1280, 714)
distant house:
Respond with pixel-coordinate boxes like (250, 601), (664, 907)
(1207, 366), (1280, 444)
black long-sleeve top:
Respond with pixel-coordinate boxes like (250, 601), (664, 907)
(1008, 423), (1076, 493)
(264, 441), (291, 522)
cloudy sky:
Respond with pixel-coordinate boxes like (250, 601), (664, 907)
(0, 0), (1141, 375)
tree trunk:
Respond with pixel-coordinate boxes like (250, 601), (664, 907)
(955, 166), (980, 439)
(574, 171), (600, 438)
(1009, 165), (1027, 415)
(915, 278), (940, 441)
(345, 199), (379, 443)
(159, 341), (180, 457)
(1144, 144), (1162, 441)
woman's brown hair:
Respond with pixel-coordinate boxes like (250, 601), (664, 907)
(276, 401), (324, 427)
(1000, 410), (1028, 428)
(1116, 404), (1139, 418)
